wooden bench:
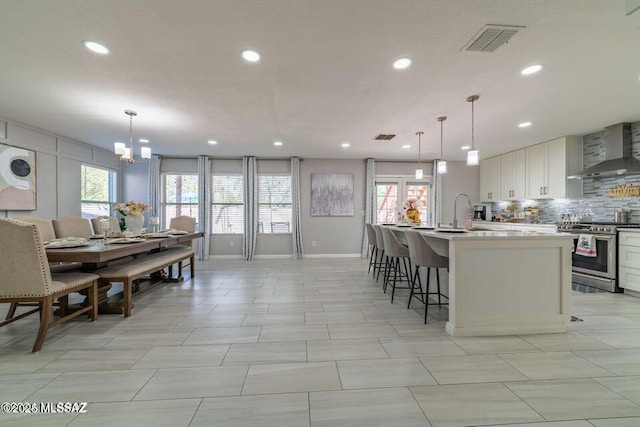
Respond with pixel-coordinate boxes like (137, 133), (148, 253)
(95, 246), (195, 317)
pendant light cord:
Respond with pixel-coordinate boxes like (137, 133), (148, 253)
(471, 99), (475, 151)
(416, 131), (423, 166)
(129, 113), (133, 153)
(466, 95), (479, 151)
(440, 119), (444, 158)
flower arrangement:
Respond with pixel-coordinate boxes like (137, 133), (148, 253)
(114, 200), (149, 216)
(403, 197), (418, 210)
(114, 200), (150, 232)
(403, 197), (421, 224)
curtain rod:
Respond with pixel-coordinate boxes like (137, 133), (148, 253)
(158, 156), (303, 161)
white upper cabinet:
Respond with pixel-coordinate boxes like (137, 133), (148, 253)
(500, 149), (526, 200)
(525, 136), (582, 199)
(479, 156), (501, 202)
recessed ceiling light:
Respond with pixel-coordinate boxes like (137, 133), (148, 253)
(138, 138), (149, 143)
(521, 64), (542, 75)
(402, 145), (411, 149)
(82, 40), (109, 55)
(393, 57), (412, 70)
(241, 49), (260, 62)
(273, 141), (283, 146)
(341, 143), (350, 148)
(461, 145), (471, 150)
(208, 140), (217, 145)
(518, 121), (532, 128)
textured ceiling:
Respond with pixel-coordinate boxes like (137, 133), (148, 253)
(0, 0), (639, 161)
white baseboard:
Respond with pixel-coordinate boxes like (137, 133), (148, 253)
(209, 255), (244, 259)
(254, 254), (295, 259)
(304, 253), (362, 258)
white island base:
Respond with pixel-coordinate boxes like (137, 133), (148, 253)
(422, 231), (573, 337)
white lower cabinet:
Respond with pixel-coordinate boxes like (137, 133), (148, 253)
(618, 230), (640, 293)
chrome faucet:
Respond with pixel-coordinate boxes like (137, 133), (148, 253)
(452, 193), (473, 229)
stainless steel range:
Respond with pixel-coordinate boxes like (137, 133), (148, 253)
(557, 222), (640, 292)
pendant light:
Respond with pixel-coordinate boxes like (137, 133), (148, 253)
(436, 116), (447, 174)
(415, 131), (424, 179)
(114, 110), (151, 164)
(466, 95), (480, 166)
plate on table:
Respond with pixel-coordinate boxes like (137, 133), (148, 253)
(412, 226), (434, 230)
(109, 238), (146, 244)
(45, 240), (91, 249)
(435, 228), (468, 233)
(143, 232), (170, 238)
(382, 223), (396, 226)
(395, 224), (413, 228)
(166, 229), (189, 235)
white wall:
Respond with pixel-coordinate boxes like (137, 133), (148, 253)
(0, 116), (121, 220)
(440, 161), (480, 226)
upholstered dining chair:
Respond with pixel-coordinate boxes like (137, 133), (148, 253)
(90, 216), (121, 235)
(15, 216), (56, 242)
(0, 219), (98, 352)
(17, 216), (81, 272)
(169, 215), (196, 232)
(52, 216), (94, 238)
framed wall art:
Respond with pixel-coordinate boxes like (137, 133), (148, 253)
(311, 173), (353, 216)
(0, 143), (36, 210)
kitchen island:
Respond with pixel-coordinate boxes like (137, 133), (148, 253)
(394, 227), (573, 336)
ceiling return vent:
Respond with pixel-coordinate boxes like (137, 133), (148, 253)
(374, 134), (396, 141)
(462, 24), (525, 52)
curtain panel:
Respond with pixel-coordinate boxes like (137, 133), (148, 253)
(243, 156), (258, 260)
(197, 155), (211, 260)
(291, 157), (304, 259)
(148, 154), (162, 223)
(361, 158), (376, 257)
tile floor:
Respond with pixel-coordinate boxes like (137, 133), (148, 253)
(1, 258), (640, 426)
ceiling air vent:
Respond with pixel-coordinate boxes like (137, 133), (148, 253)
(374, 134), (396, 141)
(462, 24), (525, 52)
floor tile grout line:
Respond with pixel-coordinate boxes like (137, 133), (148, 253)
(591, 376), (640, 406)
(186, 397), (204, 427)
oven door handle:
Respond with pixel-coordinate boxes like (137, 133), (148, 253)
(593, 236), (613, 241)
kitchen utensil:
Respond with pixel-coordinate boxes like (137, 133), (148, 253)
(614, 209), (629, 223)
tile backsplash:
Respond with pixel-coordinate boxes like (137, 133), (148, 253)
(492, 121), (640, 224)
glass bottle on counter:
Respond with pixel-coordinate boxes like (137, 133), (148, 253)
(465, 213), (473, 230)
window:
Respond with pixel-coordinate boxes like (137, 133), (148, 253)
(80, 164), (117, 219)
(212, 174), (243, 234)
(162, 174), (198, 229)
(259, 175), (292, 233)
(376, 176), (431, 225)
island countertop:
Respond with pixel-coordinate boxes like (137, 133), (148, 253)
(384, 224), (572, 337)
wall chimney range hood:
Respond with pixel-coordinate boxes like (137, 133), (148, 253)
(568, 123), (640, 179)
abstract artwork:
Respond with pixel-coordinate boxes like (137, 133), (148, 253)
(311, 173), (353, 216)
(0, 144), (36, 210)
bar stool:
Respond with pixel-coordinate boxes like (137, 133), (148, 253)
(365, 223), (382, 276)
(404, 230), (449, 323)
(380, 226), (412, 303)
(372, 225), (388, 284)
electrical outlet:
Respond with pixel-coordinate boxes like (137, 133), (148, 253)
(311, 240), (317, 247)
(229, 240), (234, 247)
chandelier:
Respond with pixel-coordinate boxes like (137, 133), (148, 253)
(114, 110), (151, 163)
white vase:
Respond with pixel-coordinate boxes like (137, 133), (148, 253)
(124, 214), (144, 236)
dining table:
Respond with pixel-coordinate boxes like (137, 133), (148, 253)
(45, 231), (204, 314)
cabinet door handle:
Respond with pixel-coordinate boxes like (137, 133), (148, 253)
(544, 186), (549, 195)
(539, 186), (543, 195)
